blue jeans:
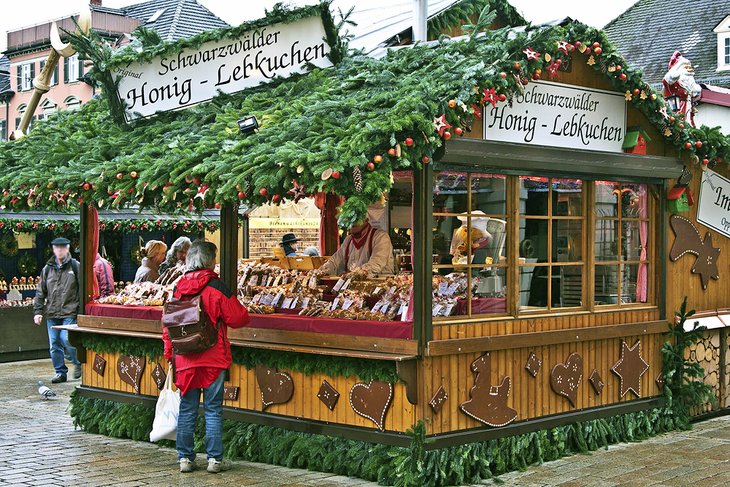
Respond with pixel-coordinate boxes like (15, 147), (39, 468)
(46, 317), (80, 376)
(177, 369), (225, 461)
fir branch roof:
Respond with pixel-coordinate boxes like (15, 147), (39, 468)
(0, 3), (728, 227)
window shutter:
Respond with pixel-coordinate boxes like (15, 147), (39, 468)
(16, 66), (22, 91)
(29, 63), (35, 82)
(78, 58), (84, 80)
(64, 57), (69, 84)
(53, 63), (59, 85)
(15, 117), (21, 130)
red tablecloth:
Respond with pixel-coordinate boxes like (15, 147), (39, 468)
(454, 297), (506, 315)
(85, 303), (412, 339)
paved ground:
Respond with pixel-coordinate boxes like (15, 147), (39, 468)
(1, 359), (730, 487)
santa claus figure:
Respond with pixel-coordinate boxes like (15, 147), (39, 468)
(662, 51), (702, 127)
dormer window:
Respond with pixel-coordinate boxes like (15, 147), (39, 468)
(714, 14), (730, 71)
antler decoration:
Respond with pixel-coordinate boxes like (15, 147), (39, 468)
(669, 214), (720, 290)
(10, 8), (91, 139)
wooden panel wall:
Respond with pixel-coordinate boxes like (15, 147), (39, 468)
(82, 349), (417, 433)
(432, 308), (661, 340)
(423, 331), (665, 435)
(666, 162), (730, 314)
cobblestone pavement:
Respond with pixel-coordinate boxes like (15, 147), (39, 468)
(2, 359), (730, 487)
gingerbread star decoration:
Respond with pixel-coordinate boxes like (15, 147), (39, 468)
(287, 179), (306, 202)
(433, 114), (451, 136)
(669, 214), (721, 289)
(523, 48), (540, 60)
(611, 340), (649, 398)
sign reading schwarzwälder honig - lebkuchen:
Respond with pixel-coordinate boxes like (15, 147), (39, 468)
(113, 15), (332, 120)
(484, 80), (627, 153)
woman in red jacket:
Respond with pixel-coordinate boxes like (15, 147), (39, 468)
(162, 240), (249, 474)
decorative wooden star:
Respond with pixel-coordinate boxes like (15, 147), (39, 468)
(523, 48), (540, 60)
(669, 214), (721, 290)
(433, 114), (451, 136)
(287, 179), (306, 201)
(557, 40), (570, 54)
(611, 340), (649, 398)
(481, 87), (498, 107)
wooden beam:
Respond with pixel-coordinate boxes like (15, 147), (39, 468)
(77, 315), (161, 332)
(413, 165), (433, 346)
(219, 203), (238, 291)
(79, 204), (96, 310)
(427, 320), (669, 356)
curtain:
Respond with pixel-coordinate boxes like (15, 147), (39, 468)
(636, 190), (648, 303)
(314, 192), (342, 256)
(405, 174), (415, 322)
(90, 206), (100, 299)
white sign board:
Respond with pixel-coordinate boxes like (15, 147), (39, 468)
(697, 168), (730, 238)
(113, 16), (332, 120)
(484, 81), (626, 153)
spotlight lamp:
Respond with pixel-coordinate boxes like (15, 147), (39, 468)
(237, 115), (259, 134)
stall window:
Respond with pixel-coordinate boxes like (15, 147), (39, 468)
(432, 172), (509, 318)
(594, 182), (650, 306)
(519, 177), (585, 312)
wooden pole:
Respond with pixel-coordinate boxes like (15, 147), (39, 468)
(12, 50), (59, 139)
(219, 203), (239, 291)
(413, 165), (433, 346)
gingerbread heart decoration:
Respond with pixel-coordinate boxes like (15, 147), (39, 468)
(117, 355), (146, 393)
(550, 352), (583, 407)
(349, 381), (393, 431)
(255, 364), (293, 410)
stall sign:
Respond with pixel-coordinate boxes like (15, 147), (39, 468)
(484, 81), (626, 153)
(697, 168), (730, 239)
(113, 15), (332, 120)
(249, 217), (320, 229)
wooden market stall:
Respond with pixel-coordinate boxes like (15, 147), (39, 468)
(3, 2), (730, 484)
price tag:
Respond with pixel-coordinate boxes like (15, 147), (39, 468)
(332, 278), (346, 292)
(398, 302), (407, 316)
(446, 282), (460, 296)
(342, 298), (354, 310)
(330, 297), (340, 310)
(266, 276), (275, 287)
(259, 294), (273, 306)
(371, 300), (383, 313)
(290, 297), (299, 309)
(252, 294), (262, 304)
(308, 276), (318, 289)
(373, 286), (382, 295)
(438, 282), (449, 295)
(444, 303), (455, 316)
(248, 275), (259, 286)
(272, 275), (282, 287)
(282, 297), (293, 309)
(380, 302), (390, 314)
(341, 278), (352, 290)
(301, 297), (311, 308)
(271, 293), (284, 307)
(388, 286), (396, 295)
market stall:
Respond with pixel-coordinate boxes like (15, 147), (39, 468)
(3, 2), (730, 484)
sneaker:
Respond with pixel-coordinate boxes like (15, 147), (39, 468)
(51, 374), (67, 384)
(73, 364), (82, 380)
(207, 458), (231, 473)
(179, 458), (195, 473)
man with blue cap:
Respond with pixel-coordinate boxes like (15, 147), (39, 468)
(33, 237), (82, 383)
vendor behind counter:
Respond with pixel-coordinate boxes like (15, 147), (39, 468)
(319, 220), (394, 276)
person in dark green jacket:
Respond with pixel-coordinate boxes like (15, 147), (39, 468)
(33, 237), (81, 383)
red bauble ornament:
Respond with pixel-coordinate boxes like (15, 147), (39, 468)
(259, 188), (268, 197)
(237, 191), (246, 199)
(684, 142), (693, 149)
(615, 65), (622, 71)
(678, 123), (685, 129)
(332, 171), (341, 179)
(513, 62), (522, 71)
(448, 99), (457, 108)
(387, 148), (397, 157)
(214, 203), (221, 209)
(443, 131), (452, 140)
(454, 127), (464, 136)
(421, 155), (430, 164)
(272, 194), (281, 203)
(669, 116), (675, 123)
(594, 47), (602, 55)
(366, 162), (376, 171)
(695, 141), (703, 148)
(116, 172), (123, 180)
(82, 183), (91, 191)
(498, 93), (506, 101)
(500, 71), (507, 79)
(632, 88), (640, 96)
(373, 154), (383, 163)
(405, 137), (414, 147)
(702, 158), (710, 165)
(193, 178), (201, 185)
(619, 73), (627, 81)
(130, 171), (138, 179)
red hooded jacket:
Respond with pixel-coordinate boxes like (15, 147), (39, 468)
(162, 269), (249, 374)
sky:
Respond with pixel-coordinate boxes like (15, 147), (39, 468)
(0, 0), (638, 53)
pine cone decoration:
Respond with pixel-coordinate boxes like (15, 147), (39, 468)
(353, 166), (363, 192)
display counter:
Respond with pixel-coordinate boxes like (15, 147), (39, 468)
(0, 306), (48, 362)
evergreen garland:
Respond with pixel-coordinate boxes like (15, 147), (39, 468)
(69, 390), (680, 487)
(0, 218), (220, 235)
(78, 334), (400, 383)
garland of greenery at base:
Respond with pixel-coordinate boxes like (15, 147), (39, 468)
(0, 218), (220, 235)
(69, 390), (681, 487)
(78, 334), (399, 383)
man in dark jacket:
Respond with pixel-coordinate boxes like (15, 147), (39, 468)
(33, 237), (82, 383)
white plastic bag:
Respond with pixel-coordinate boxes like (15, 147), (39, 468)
(149, 367), (180, 442)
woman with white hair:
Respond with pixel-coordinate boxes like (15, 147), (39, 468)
(162, 240), (249, 473)
(134, 240), (167, 283)
(159, 236), (192, 274)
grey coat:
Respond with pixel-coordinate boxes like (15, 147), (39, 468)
(33, 255), (81, 319)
